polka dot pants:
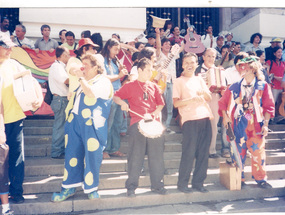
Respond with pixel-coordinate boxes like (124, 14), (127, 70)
(62, 113), (103, 194)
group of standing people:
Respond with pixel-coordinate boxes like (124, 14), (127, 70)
(0, 17), (280, 214)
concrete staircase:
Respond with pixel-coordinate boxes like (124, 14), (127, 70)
(11, 118), (285, 214)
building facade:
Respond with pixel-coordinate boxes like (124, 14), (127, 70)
(1, 8), (285, 48)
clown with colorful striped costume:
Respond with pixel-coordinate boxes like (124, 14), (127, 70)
(51, 54), (113, 202)
(218, 56), (275, 189)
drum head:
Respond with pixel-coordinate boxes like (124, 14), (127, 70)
(138, 119), (165, 138)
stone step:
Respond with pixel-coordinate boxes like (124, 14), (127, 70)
(22, 118), (285, 139)
(23, 138), (285, 158)
(22, 163), (285, 195)
(24, 119), (54, 127)
(22, 128), (285, 148)
(23, 124), (182, 135)
(11, 179), (285, 215)
(24, 127), (53, 135)
(24, 149), (285, 177)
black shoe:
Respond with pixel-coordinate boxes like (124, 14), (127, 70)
(257, 181), (272, 189)
(221, 151), (231, 158)
(226, 158), (233, 165)
(151, 187), (168, 195)
(178, 186), (193, 193)
(10, 195), (25, 204)
(164, 169), (170, 175)
(209, 153), (220, 159)
(192, 186), (209, 193)
(127, 190), (136, 197)
(165, 128), (175, 134)
(51, 153), (65, 159)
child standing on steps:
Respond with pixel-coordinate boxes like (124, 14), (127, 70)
(113, 58), (167, 197)
(0, 75), (14, 215)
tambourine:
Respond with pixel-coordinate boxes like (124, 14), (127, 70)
(138, 119), (165, 138)
(129, 109), (165, 138)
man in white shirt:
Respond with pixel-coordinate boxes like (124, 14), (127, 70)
(195, 48), (223, 158)
(156, 37), (183, 133)
(49, 46), (70, 159)
(224, 52), (249, 85)
(0, 17), (11, 38)
(13, 24), (35, 49)
(201, 25), (216, 49)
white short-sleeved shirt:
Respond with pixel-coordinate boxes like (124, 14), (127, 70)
(72, 74), (112, 115)
(224, 66), (242, 85)
(48, 60), (69, 97)
(130, 66), (138, 80)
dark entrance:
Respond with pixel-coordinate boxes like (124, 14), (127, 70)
(146, 8), (219, 36)
(0, 8), (20, 35)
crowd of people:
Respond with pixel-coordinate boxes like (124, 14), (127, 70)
(0, 15), (283, 214)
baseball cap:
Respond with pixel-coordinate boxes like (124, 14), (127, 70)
(270, 37), (282, 43)
(77, 38), (99, 50)
(236, 56), (259, 65)
(217, 35), (224, 40)
(146, 32), (156, 39)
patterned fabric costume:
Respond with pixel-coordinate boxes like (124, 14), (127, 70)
(62, 74), (113, 193)
(218, 78), (275, 182)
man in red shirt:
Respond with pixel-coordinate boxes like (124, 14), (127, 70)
(113, 58), (167, 197)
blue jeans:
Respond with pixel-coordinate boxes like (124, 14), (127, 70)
(120, 100), (128, 133)
(50, 96), (68, 157)
(105, 101), (123, 153)
(121, 111), (128, 133)
(163, 82), (173, 128)
(220, 120), (230, 154)
(5, 119), (24, 196)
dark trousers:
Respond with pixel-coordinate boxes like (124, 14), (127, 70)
(5, 119), (24, 196)
(50, 96), (68, 157)
(177, 118), (212, 189)
(125, 123), (165, 191)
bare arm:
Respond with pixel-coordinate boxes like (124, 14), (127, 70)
(173, 95), (208, 108)
(279, 93), (285, 117)
(173, 97), (191, 108)
(0, 99), (6, 144)
(155, 28), (161, 57)
(151, 104), (164, 119)
(179, 41), (185, 53)
(113, 95), (129, 111)
(120, 43), (139, 53)
(105, 68), (128, 83)
(77, 78), (96, 98)
(261, 112), (271, 136)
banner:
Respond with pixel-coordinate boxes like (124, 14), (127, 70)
(10, 47), (75, 116)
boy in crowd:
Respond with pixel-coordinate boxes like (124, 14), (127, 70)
(113, 58), (167, 197)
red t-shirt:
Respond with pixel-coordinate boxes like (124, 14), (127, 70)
(114, 80), (165, 126)
(267, 60), (285, 90)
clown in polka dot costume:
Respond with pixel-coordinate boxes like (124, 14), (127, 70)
(51, 54), (113, 202)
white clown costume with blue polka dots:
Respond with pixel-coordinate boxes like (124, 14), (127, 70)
(62, 74), (113, 194)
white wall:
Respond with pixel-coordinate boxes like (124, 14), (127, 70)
(260, 12), (285, 45)
(19, 8), (147, 43)
(229, 9), (285, 49)
(230, 14), (261, 46)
